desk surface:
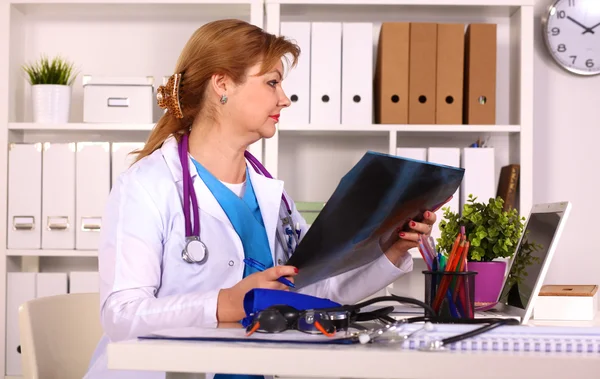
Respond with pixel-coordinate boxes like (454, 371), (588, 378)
(108, 315), (600, 379)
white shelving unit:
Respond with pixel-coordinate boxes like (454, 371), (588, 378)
(0, 0), (533, 377)
(0, 1), (263, 377)
(264, 0), (533, 212)
(264, 0), (533, 301)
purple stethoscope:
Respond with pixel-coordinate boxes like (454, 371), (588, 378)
(178, 133), (299, 264)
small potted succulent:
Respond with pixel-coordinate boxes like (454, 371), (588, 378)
(23, 55), (77, 123)
(437, 194), (540, 309)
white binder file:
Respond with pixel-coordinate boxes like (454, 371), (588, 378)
(280, 22), (311, 126)
(427, 147), (461, 240)
(395, 147), (427, 161)
(42, 143), (76, 250)
(76, 142), (110, 250)
(461, 147), (495, 210)
(8, 143), (42, 249)
(6, 272), (36, 375)
(36, 272), (68, 298)
(342, 22), (373, 125)
(310, 22), (342, 124)
(69, 271), (100, 293)
(111, 142), (144, 187)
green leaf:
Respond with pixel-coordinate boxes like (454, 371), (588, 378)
(22, 54), (78, 86)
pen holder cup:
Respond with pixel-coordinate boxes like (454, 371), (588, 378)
(423, 270), (477, 320)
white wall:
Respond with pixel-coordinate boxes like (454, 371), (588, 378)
(533, 0), (600, 286)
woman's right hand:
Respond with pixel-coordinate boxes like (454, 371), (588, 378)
(217, 265), (298, 322)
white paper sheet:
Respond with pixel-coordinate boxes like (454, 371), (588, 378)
(141, 326), (354, 343)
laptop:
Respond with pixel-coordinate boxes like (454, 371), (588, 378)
(479, 201), (572, 324)
(382, 201), (572, 324)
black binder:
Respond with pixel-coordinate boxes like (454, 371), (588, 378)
(287, 151), (465, 289)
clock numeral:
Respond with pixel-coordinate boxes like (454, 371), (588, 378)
(557, 10), (566, 19)
(551, 27), (560, 36)
(570, 55), (577, 64)
(586, 59), (595, 68)
(568, 0), (575, 6)
(557, 44), (567, 52)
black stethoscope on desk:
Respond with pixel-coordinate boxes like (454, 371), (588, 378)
(178, 133), (300, 264)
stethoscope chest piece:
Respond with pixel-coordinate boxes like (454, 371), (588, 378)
(182, 236), (208, 264)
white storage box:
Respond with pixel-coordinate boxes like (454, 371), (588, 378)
(83, 76), (154, 123)
(534, 285), (598, 321)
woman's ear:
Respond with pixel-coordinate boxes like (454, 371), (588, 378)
(209, 73), (229, 99)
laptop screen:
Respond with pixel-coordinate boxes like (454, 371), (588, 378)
(498, 209), (565, 310)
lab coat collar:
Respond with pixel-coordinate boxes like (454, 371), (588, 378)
(161, 135), (284, 257)
(161, 135), (231, 226)
(247, 161), (284, 258)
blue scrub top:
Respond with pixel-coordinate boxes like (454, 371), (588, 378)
(191, 158), (274, 277)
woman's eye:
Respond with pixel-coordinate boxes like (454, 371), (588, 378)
(268, 80), (279, 87)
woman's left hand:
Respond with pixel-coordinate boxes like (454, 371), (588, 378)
(384, 210), (437, 266)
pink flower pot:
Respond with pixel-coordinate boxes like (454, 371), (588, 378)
(467, 261), (507, 310)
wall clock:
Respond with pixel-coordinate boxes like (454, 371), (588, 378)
(541, 0), (600, 76)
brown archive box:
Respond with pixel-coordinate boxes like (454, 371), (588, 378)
(408, 23), (437, 124)
(436, 23), (465, 124)
(463, 23), (497, 125)
(374, 22), (410, 124)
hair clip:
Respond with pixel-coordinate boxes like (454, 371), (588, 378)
(157, 73), (183, 119)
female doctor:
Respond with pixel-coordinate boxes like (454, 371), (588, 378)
(84, 19), (438, 379)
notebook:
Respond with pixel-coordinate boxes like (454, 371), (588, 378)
(393, 323), (600, 353)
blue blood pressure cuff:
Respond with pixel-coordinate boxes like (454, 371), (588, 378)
(241, 288), (341, 327)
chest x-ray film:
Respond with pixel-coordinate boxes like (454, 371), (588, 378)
(287, 151), (465, 290)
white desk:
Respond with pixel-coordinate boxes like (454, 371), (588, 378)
(107, 316), (600, 379)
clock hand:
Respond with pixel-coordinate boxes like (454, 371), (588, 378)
(588, 21), (600, 32)
(567, 16), (595, 34)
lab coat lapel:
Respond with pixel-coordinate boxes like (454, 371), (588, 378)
(247, 164), (284, 259)
(190, 164), (233, 226)
(161, 136), (231, 226)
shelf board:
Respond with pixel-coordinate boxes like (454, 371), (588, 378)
(7, 249), (98, 257)
(9, 122), (155, 132)
(10, 123), (520, 134)
(278, 124), (520, 133)
(409, 249), (422, 259)
(266, 0), (533, 6)
(11, 0), (258, 4)
(6, 247), (416, 260)
(10, 0), (257, 19)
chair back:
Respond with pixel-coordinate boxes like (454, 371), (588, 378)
(18, 292), (102, 379)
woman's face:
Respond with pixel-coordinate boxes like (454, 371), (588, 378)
(226, 60), (291, 142)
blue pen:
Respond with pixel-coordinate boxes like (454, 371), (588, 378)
(243, 258), (296, 288)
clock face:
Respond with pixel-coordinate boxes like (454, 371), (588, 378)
(543, 0), (600, 76)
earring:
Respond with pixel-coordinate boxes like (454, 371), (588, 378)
(220, 94), (228, 105)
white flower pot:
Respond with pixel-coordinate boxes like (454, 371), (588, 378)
(31, 84), (71, 124)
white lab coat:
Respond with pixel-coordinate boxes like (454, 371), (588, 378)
(84, 135), (413, 379)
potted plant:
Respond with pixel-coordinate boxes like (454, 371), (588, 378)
(23, 55), (77, 123)
(436, 194), (536, 309)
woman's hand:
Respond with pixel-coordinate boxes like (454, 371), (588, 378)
(217, 265), (298, 322)
(384, 210), (437, 266)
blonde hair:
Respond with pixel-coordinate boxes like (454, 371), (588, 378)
(134, 19), (300, 163)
